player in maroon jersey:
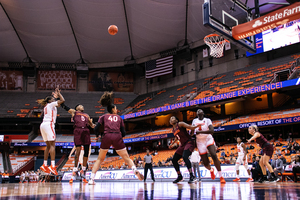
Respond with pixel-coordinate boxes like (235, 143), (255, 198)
(60, 102), (95, 183)
(168, 116), (202, 183)
(88, 92), (144, 184)
(247, 125), (279, 183)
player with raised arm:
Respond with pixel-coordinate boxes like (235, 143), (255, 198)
(88, 92), (144, 184)
(233, 137), (253, 182)
(59, 102), (95, 183)
(38, 86), (65, 175)
(192, 109), (226, 183)
(169, 116), (201, 184)
(247, 125), (279, 183)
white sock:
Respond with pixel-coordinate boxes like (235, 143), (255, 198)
(218, 171), (222, 177)
(82, 166), (86, 171)
(210, 168), (214, 172)
(51, 160), (55, 167)
(131, 166), (137, 173)
(236, 175), (239, 178)
(44, 160), (47, 166)
(73, 167), (78, 172)
(90, 173), (95, 180)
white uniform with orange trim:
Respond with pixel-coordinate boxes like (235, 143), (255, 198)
(236, 142), (248, 170)
(192, 117), (214, 155)
(40, 101), (58, 141)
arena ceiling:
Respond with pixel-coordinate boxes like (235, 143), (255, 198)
(0, 0), (288, 65)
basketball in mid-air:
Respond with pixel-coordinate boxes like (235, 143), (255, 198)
(108, 25), (118, 35)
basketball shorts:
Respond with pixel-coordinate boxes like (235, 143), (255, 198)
(40, 122), (56, 142)
(100, 133), (126, 151)
(175, 139), (195, 155)
(74, 128), (91, 146)
(262, 144), (274, 157)
(196, 134), (215, 155)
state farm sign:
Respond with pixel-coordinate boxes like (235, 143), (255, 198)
(232, 2), (300, 40)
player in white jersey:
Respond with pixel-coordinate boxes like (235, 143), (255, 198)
(233, 137), (253, 182)
(192, 109), (225, 183)
(37, 86), (65, 175)
(19, 172), (25, 183)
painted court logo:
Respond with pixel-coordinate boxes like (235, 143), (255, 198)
(252, 20), (263, 28)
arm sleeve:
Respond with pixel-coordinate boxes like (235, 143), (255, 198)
(94, 123), (101, 137)
(120, 126), (126, 137)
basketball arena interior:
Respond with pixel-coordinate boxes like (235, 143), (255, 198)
(0, 0), (300, 199)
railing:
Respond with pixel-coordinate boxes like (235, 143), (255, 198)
(13, 156), (35, 176)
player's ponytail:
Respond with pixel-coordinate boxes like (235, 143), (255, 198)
(99, 91), (115, 114)
(37, 96), (52, 107)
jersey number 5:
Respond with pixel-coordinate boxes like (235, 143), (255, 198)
(108, 115), (118, 122)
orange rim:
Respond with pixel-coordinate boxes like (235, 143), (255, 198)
(204, 34), (229, 44)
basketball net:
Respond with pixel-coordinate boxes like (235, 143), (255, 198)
(204, 34), (229, 58)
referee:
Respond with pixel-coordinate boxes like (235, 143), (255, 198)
(144, 149), (155, 182)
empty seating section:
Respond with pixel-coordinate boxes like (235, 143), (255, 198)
(99, 149), (176, 169)
(222, 108), (300, 126)
(124, 54), (299, 112)
(0, 153), (4, 173)
(0, 92), (137, 118)
(9, 155), (34, 173)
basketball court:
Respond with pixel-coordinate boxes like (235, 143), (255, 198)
(0, 181), (299, 199)
(1, 0), (300, 200)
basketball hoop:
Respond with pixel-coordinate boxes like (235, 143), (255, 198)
(204, 34), (229, 58)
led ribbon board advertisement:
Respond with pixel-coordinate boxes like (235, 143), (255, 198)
(11, 133), (174, 147)
(122, 78), (300, 120)
(62, 165), (252, 181)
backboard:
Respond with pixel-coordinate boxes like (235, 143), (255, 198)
(203, 0), (256, 53)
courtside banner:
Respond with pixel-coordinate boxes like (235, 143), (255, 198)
(122, 78), (300, 120)
(232, 2), (300, 40)
(61, 165), (252, 181)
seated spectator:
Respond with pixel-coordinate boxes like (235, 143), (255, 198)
(226, 151), (230, 157)
(292, 155), (300, 182)
(283, 149), (290, 156)
(249, 144), (255, 149)
(251, 156), (262, 182)
(271, 154), (284, 178)
(275, 142), (282, 147)
(221, 150), (226, 157)
(290, 147), (296, 155)
(220, 158), (225, 164)
(275, 148), (281, 155)
(158, 160), (162, 167)
(294, 143), (300, 151)
(278, 137), (283, 142)
(297, 150), (300, 154)
(280, 155), (287, 165)
(137, 155), (142, 163)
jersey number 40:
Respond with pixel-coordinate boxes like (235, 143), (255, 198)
(108, 115), (118, 122)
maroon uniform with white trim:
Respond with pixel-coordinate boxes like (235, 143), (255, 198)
(98, 114), (125, 150)
(255, 133), (274, 157)
(173, 124), (195, 155)
(73, 111), (91, 146)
